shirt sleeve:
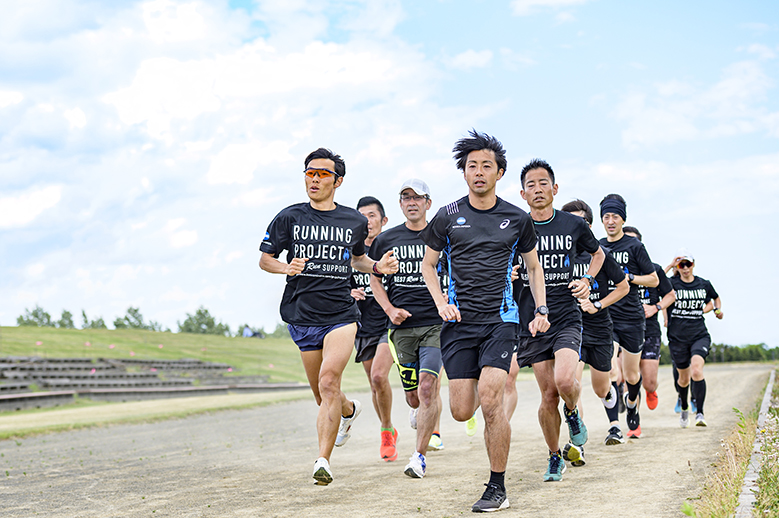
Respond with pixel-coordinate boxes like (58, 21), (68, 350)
(704, 280), (720, 302)
(351, 219), (368, 258)
(576, 219), (601, 255)
(419, 209), (448, 252)
(634, 242), (655, 276)
(604, 252), (627, 285)
(259, 210), (290, 257)
(516, 216), (538, 254)
(368, 234), (384, 277)
(655, 264), (674, 297)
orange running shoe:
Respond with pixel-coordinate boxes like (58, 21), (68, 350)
(646, 390), (658, 410)
(380, 428), (398, 462)
(626, 425), (641, 439)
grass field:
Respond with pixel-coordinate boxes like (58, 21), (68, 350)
(0, 326), (390, 393)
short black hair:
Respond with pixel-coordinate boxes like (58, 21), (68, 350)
(601, 193), (626, 205)
(452, 129), (507, 173)
(561, 199), (593, 225)
(305, 148), (346, 177)
(356, 196), (386, 219)
(622, 225), (642, 241)
(520, 159), (555, 187)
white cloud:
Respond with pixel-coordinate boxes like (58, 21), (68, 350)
(142, 0), (207, 43)
(0, 90), (24, 108)
(447, 49), (493, 70)
(207, 142), (290, 185)
(0, 186), (63, 229)
(63, 107), (86, 129)
(512, 0), (591, 16)
(744, 43), (776, 60)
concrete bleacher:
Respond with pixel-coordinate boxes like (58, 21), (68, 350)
(0, 356), (301, 412)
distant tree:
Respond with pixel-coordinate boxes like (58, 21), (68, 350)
(81, 310), (107, 329)
(113, 307), (165, 331)
(57, 310), (75, 329)
(17, 305), (54, 327)
(178, 306), (231, 336)
(269, 323), (290, 338)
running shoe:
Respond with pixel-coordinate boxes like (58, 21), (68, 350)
(563, 405), (588, 446)
(472, 482), (509, 512)
(680, 410), (690, 428)
(626, 393), (641, 437)
(466, 414), (478, 437)
(601, 384), (617, 410)
(313, 457), (333, 485)
(409, 407), (418, 430)
(380, 428), (398, 461)
(646, 390), (658, 410)
(674, 397), (682, 414)
(604, 425), (625, 445)
(404, 452), (426, 478)
(335, 399), (361, 447)
(618, 383), (626, 413)
(695, 413), (707, 427)
(544, 451), (566, 482)
(428, 432), (444, 451)
(691, 399), (698, 414)
(562, 443), (586, 467)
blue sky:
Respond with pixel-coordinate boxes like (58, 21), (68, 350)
(1, 0), (777, 346)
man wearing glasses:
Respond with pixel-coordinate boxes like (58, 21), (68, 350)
(369, 179), (446, 479)
(259, 148), (398, 486)
(666, 253), (723, 428)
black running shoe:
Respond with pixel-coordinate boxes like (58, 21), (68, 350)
(626, 393), (641, 433)
(471, 483), (509, 513)
(604, 425), (626, 445)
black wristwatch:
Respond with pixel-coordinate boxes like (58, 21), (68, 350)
(593, 301), (602, 312)
(534, 305), (549, 316)
(655, 303), (662, 312)
(628, 273), (635, 282)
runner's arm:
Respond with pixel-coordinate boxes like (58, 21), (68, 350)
(422, 246), (460, 322)
(644, 289), (676, 318)
(259, 252), (307, 276)
(632, 270), (659, 288)
(370, 274), (412, 325)
(521, 248), (550, 336)
(351, 251), (399, 275)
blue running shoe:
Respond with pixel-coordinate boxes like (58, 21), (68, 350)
(544, 451), (566, 482)
(691, 398), (697, 414)
(563, 405), (588, 446)
(674, 397), (681, 414)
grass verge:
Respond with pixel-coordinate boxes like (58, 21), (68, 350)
(755, 369), (779, 517)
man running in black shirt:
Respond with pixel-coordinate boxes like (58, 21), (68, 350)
(370, 179), (446, 478)
(260, 148), (399, 485)
(622, 226), (676, 412)
(515, 163), (605, 480)
(599, 194), (659, 439)
(666, 253), (723, 427)
(419, 130), (547, 512)
(350, 196), (397, 462)
(562, 200), (630, 447)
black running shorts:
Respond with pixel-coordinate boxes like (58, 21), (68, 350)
(580, 339), (613, 372)
(668, 335), (710, 370)
(354, 333), (389, 363)
(517, 326), (582, 368)
(640, 336), (662, 361)
(612, 320), (645, 355)
(440, 321), (518, 379)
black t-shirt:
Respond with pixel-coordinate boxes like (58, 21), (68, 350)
(260, 202), (368, 326)
(513, 210), (600, 337)
(351, 244), (390, 337)
(419, 196), (536, 324)
(369, 224), (444, 329)
(667, 275), (719, 343)
(598, 234), (655, 323)
(573, 245), (626, 342)
(639, 263), (674, 339)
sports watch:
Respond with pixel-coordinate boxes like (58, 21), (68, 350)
(593, 301), (602, 312)
(534, 305), (549, 316)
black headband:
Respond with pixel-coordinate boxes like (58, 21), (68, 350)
(600, 198), (627, 222)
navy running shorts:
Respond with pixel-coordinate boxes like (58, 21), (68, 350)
(517, 326), (582, 368)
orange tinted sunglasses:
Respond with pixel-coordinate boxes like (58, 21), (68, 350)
(304, 168), (339, 178)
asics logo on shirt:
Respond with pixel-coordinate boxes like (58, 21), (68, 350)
(457, 217), (466, 225)
(500, 219), (510, 229)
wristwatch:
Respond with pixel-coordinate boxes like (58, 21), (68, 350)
(534, 305), (549, 316)
(593, 301), (602, 312)
(655, 303), (662, 311)
(628, 273), (635, 282)
(582, 274), (594, 286)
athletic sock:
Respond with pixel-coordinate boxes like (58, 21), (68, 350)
(672, 364), (680, 394)
(626, 376), (642, 406)
(691, 379), (706, 414)
(381, 427), (394, 432)
(432, 431), (440, 437)
(678, 385), (689, 411)
(489, 470), (505, 491)
(604, 382), (620, 422)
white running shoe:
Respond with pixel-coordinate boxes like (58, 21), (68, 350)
(404, 452), (426, 478)
(313, 457), (332, 485)
(601, 384), (617, 410)
(409, 407), (418, 430)
(695, 413), (707, 427)
(335, 400), (361, 447)
(680, 410), (690, 428)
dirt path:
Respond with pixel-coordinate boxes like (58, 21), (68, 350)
(0, 363), (771, 517)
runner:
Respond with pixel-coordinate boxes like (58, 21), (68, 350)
(515, 164), (605, 480)
(259, 148), (399, 485)
(419, 130), (546, 512)
(369, 179), (446, 478)
(561, 200), (630, 447)
(599, 194), (659, 439)
(350, 196), (397, 462)
(666, 252), (723, 427)
(622, 226), (676, 412)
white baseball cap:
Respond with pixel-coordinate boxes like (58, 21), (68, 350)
(399, 178), (431, 197)
(676, 248), (695, 264)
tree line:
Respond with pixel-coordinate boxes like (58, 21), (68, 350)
(15, 305), (289, 338)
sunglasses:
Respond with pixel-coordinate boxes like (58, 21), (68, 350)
(304, 168), (339, 178)
(678, 261), (693, 269)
